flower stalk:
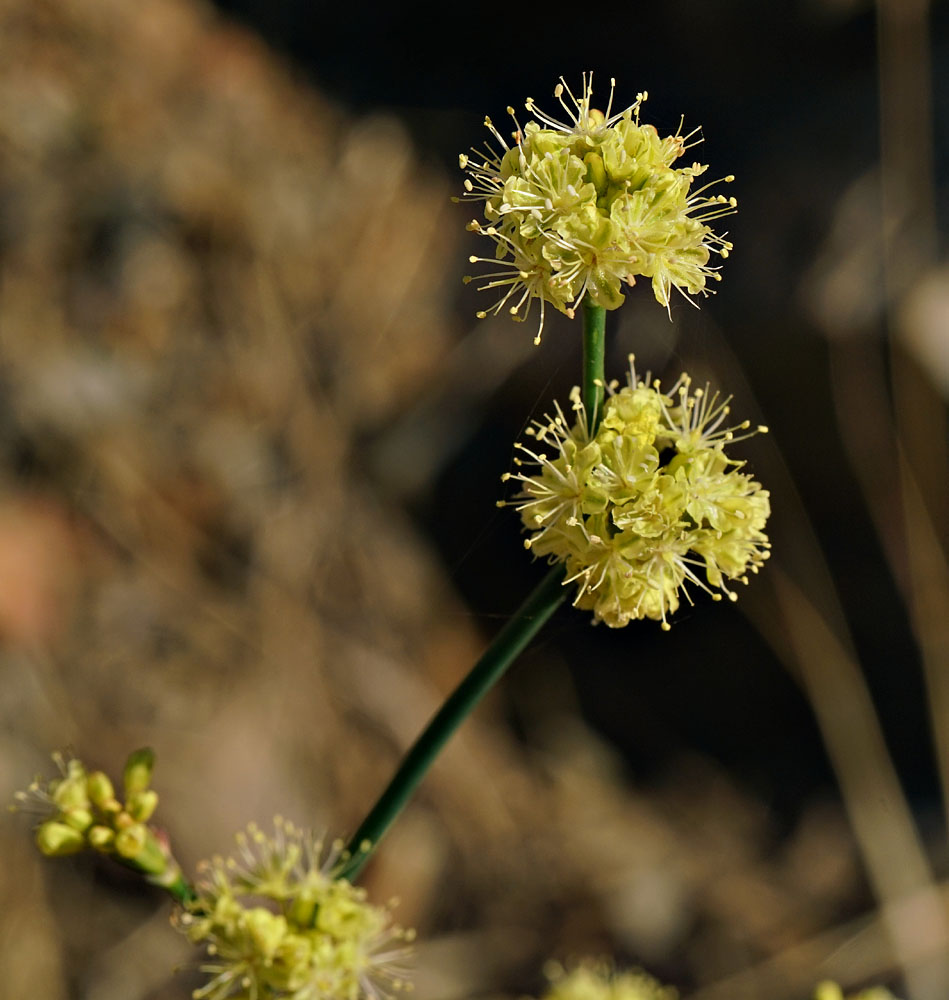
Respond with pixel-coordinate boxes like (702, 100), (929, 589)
(338, 304), (609, 882)
(337, 564), (566, 880)
(582, 300), (606, 433)
(153, 867), (197, 907)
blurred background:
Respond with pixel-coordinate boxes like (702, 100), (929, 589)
(1, 0), (948, 997)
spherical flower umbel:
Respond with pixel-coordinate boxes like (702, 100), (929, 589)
(460, 74), (736, 343)
(177, 817), (414, 1000)
(502, 359), (770, 628)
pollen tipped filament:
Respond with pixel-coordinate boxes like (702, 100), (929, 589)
(500, 368), (770, 628)
(460, 75), (737, 340)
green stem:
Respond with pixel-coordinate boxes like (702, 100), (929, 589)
(582, 298), (607, 433)
(161, 872), (199, 907)
(337, 302), (610, 883)
(118, 849), (198, 907)
(337, 564), (566, 882)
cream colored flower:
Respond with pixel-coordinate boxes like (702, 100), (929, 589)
(540, 960), (676, 1000)
(815, 982), (901, 1000)
(178, 817), (413, 1000)
(460, 74), (735, 342)
(503, 359), (770, 628)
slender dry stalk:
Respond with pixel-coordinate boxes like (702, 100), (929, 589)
(769, 568), (949, 999)
(876, 0), (949, 846)
(694, 322), (949, 996)
(686, 879), (949, 1000)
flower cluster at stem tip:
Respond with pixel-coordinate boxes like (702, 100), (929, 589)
(459, 73), (736, 343)
(502, 359), (771, 629)
(177, 817), (414, 1000)
(11, 748), (183, 886)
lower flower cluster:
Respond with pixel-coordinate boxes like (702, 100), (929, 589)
(177, 818), (413, 1000)
(504, 360), (771, 628)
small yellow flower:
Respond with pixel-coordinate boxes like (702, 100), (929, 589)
(540, 960), (676, 1000)
(502, 358), (770, 628)
(815, 982), (901, 1000)
(460, 74), (736, 342)
(178, 817), (413, 1000)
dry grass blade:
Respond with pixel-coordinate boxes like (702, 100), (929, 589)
(686, 880), (949, 1000)
(767, 567), (949, 998)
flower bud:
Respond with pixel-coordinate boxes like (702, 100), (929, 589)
(286, 890), (317, 927)
(86, 771), (117, 811)
(583, 151), (607, 197)
(114, 822), (148, 859)
(50, 759), (90, 812)
(62, 807), (94, 832)
(36, 820), (85, 857)
(122, 747), (154, 798)
(126, 788), (158, 823)
(87, 825), (115, 851)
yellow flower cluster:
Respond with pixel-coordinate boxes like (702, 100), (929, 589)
(460, 74), (735, 342)
(503, 360), (770, 628)
(540, 961), (676, 1000)
(815, 983), (901, 1000)
(178, 818), (413, 1000)
(12, 748), (179, 883)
